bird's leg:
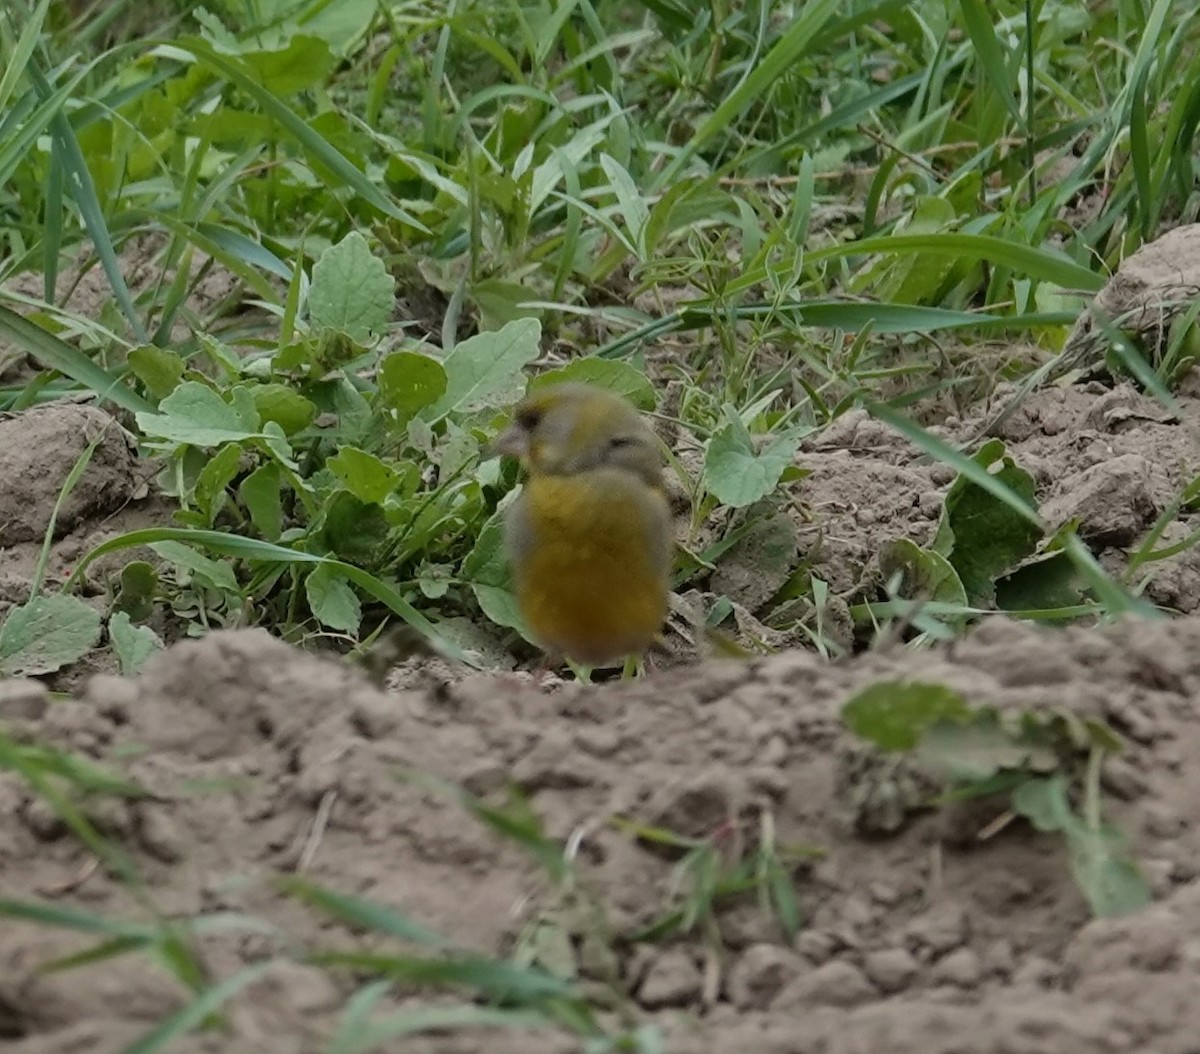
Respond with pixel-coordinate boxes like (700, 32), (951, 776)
(564, 659), (594, 684)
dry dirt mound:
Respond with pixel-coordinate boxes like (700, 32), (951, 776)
(3, 613), (1200, 1053)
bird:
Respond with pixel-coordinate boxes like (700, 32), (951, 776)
(492, 382), (673, 672)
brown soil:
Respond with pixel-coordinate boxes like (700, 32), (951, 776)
(5, 228), (1200, 1052)
(4, 614), (1200, 1054)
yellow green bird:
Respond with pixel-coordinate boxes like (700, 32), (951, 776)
(494, 383), (672, 669)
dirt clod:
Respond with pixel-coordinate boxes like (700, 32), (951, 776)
(773, 958), (877, 1009)
(1041, 453), (1160, 546)
(726, 944), (806, 1009)
(638, 948), (703, 1008)
(863, 946), (920, 993)
(0, 405), (139, 547)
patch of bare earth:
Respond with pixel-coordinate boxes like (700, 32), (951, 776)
(3, 614), (1200, 1053)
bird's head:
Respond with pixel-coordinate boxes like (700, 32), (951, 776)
(493, 383), (664, 488)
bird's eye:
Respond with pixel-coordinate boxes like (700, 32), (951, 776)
(516, 407), (543, 430)
(608, 435), (636, 449)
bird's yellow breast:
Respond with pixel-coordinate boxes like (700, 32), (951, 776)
(506, 469), (671, 667)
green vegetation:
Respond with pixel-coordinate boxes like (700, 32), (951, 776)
(842, 678), (1150, 916)
(2, 0), (1196, 661)
(1, 0), (1196, 1047)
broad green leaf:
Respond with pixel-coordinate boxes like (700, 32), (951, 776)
(136, 381), (259, 447)
(108, 612), (163, 677)
(1012, 778), (1150, 917)
(469, 279), (542, 330)
(113, 562), (158, 621)
(878, 538), (968, 606)
(462, 509), (509, 587)
(529, 358), (656, 410)
(306, 564), (362, 634)
(193, 443), (243, 526)
(296, 0), (377, 56)
(0, 594), (101, 676)
(327, 447), (401, 506)
(463, 509), (526, 634)
(151, 541), (241, 593)
(995, 551), (1089, 614)
(916, 715), (1057, 782)
(241, 34), (335, 94)
(378, 351), (447, 425)
(127, 345), (185, 400)
(320, 492), (390, 563)
(472, 583), (525, 634)
(711, 510), (798, 611)
(251, 384), (317, 435)
(1015, 707), (1125, 756)
(940, 439), (1042, 605)
(842, 680), (973, 751)
(258, 421), (301, 476)
(308, 232), (394, 343)
(704, 420), (798, 508)
(426, 318), (541, 419)
(1066, 827), (1152, 918)
(1012, 776), (1078, 832)
(432, 421), (479, 478)
(239, 462), (283, 540)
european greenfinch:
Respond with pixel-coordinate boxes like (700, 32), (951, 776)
(494, 382), (673, 669)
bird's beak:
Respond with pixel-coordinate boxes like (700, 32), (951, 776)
(490, 424), (529, 460)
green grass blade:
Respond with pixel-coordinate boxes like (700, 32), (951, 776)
(864, 399), (1042, 527)
(0, 898), (156, 938)
(0, 0), (50, 112)
(0, 65), (90, 187)
(279, 878), (447, 947)
(808, 233), (1104, 292)
(112, 210), (280, 300)
(30, 430), (105, 599)
(958, 0), (1022, 124)
(311, 951), (573, 1003)
(40, 934), (156, 974)
(593, 301), (1074, 359)
(656, 0), (841, 186)
(331, 1006), (553, 1054)
(165, 39), (427, 232)
(736, 71), (926, 175)
(0, 305), (153, 413)
(24, 61), (148, 342)
(121, 963), (273, 1054)
(1128, 62), (1152, 239)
